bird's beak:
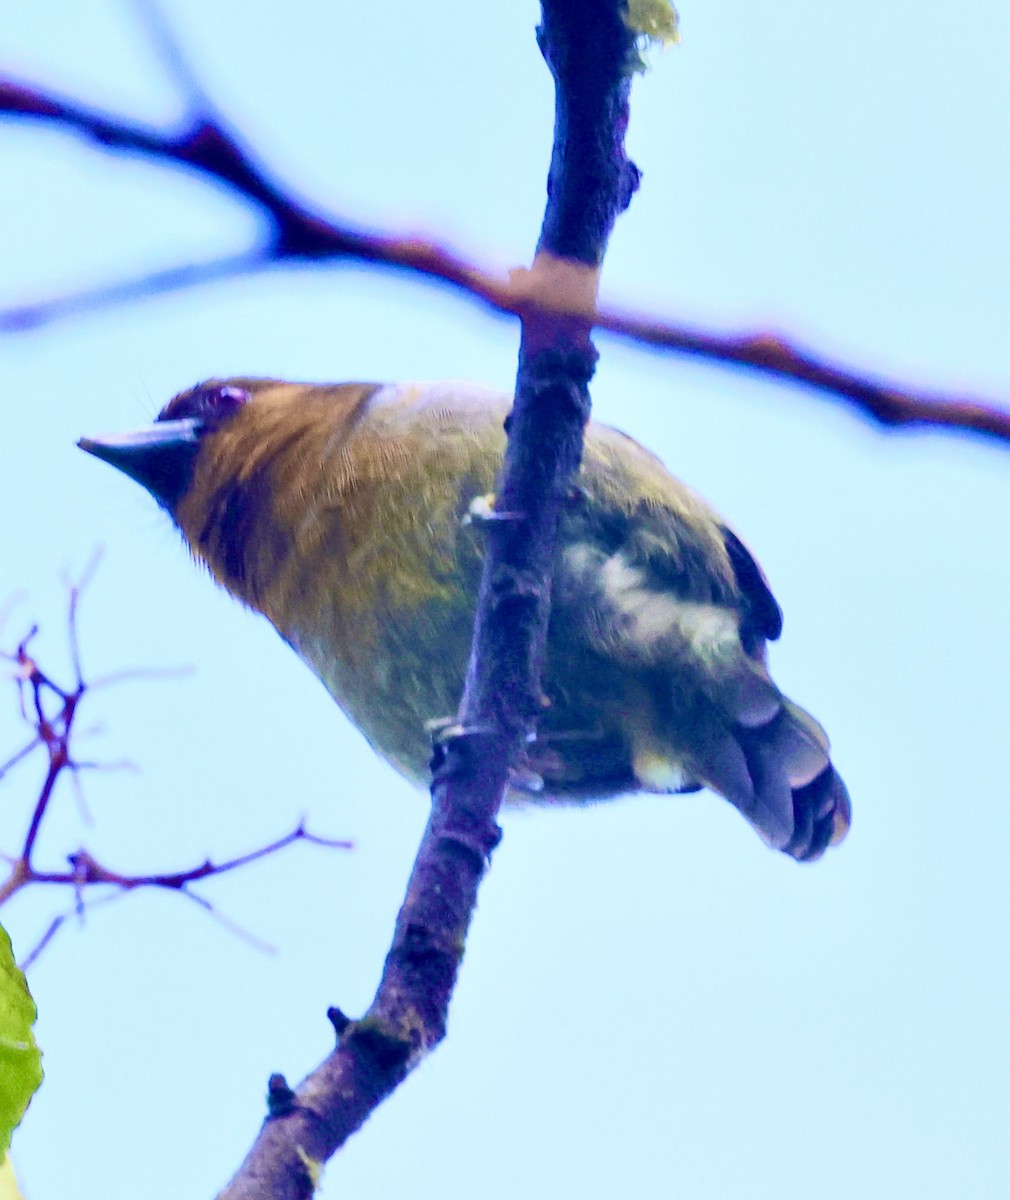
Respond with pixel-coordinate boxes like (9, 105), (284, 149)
(78, 418), (203, 510)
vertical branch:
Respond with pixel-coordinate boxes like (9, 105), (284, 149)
(536, 0), (642, 264)
(215, 4), (656, 1197)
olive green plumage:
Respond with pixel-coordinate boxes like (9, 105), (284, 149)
(80, 377), (851, 861)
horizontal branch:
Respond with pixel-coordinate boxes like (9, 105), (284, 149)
(11, 823), (350, 969)
(23, 826), (352, 894)
(1, 73), (1007, 446)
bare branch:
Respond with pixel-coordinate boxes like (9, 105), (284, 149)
(64, 547), (103, 688)
(126, 0), (218, 118)
(0, 738), (38, 781)
(595, 318), (1010, 444)
(2, 45), (1008, 446)
(19, 914), (65, 971)
(216, 2), (638, 1195)
(174, 890), (278, 956)
(12, 822), (349, 968)
(0, 569), (352, 963)
(25, 827), (351, 894)
(0, 252), (269, 333)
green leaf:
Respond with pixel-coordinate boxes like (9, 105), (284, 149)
(0, 927), (41, 1155)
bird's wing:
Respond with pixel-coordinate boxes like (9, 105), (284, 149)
(719, 524), (783, 647)
(548, 482), (846, 853)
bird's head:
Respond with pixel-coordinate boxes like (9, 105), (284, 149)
(78, 378), (382, 609)
(79, 380), (251, 513)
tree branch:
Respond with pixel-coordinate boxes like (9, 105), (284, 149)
(2, 35), (1008, 446)
(214, 3), (644, 1196)
(0, 571), (352, 965)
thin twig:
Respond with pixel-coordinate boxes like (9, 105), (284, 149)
(0, 739), (38, 781)
(8, 824), (349, 963)
(127, 0), (218, 117)
(63, 546), (103, 687)
(0, 566), (353, 963)
(0, 252), (270, 333)
(23, 826), (350, 892)
(19, 915), (64, 971)
(174, 890), (278, 955)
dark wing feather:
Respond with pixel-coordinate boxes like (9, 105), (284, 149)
(720, 526), (783, 644)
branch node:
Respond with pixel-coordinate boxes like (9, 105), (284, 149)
(327, 1006), (352, 1039)
(266, 1073), (298, 1118)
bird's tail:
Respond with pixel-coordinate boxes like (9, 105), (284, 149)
(710, 696), (851, 862)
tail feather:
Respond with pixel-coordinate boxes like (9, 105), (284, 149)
(710, 698), (849, 863)
(695, 728), (795, 853)
(788, 766), (851, 860)
(761, 702), (830, 788)
(719, 660), (782, 728)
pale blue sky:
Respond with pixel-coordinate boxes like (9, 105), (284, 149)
(2, 2), (1009, 1197)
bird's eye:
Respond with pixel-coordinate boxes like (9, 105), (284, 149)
(157, 384), (250, 429)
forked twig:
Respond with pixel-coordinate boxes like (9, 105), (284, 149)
(0, 566), (352, 965)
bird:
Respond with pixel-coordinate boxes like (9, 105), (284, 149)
(79, 377), (850, 862)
